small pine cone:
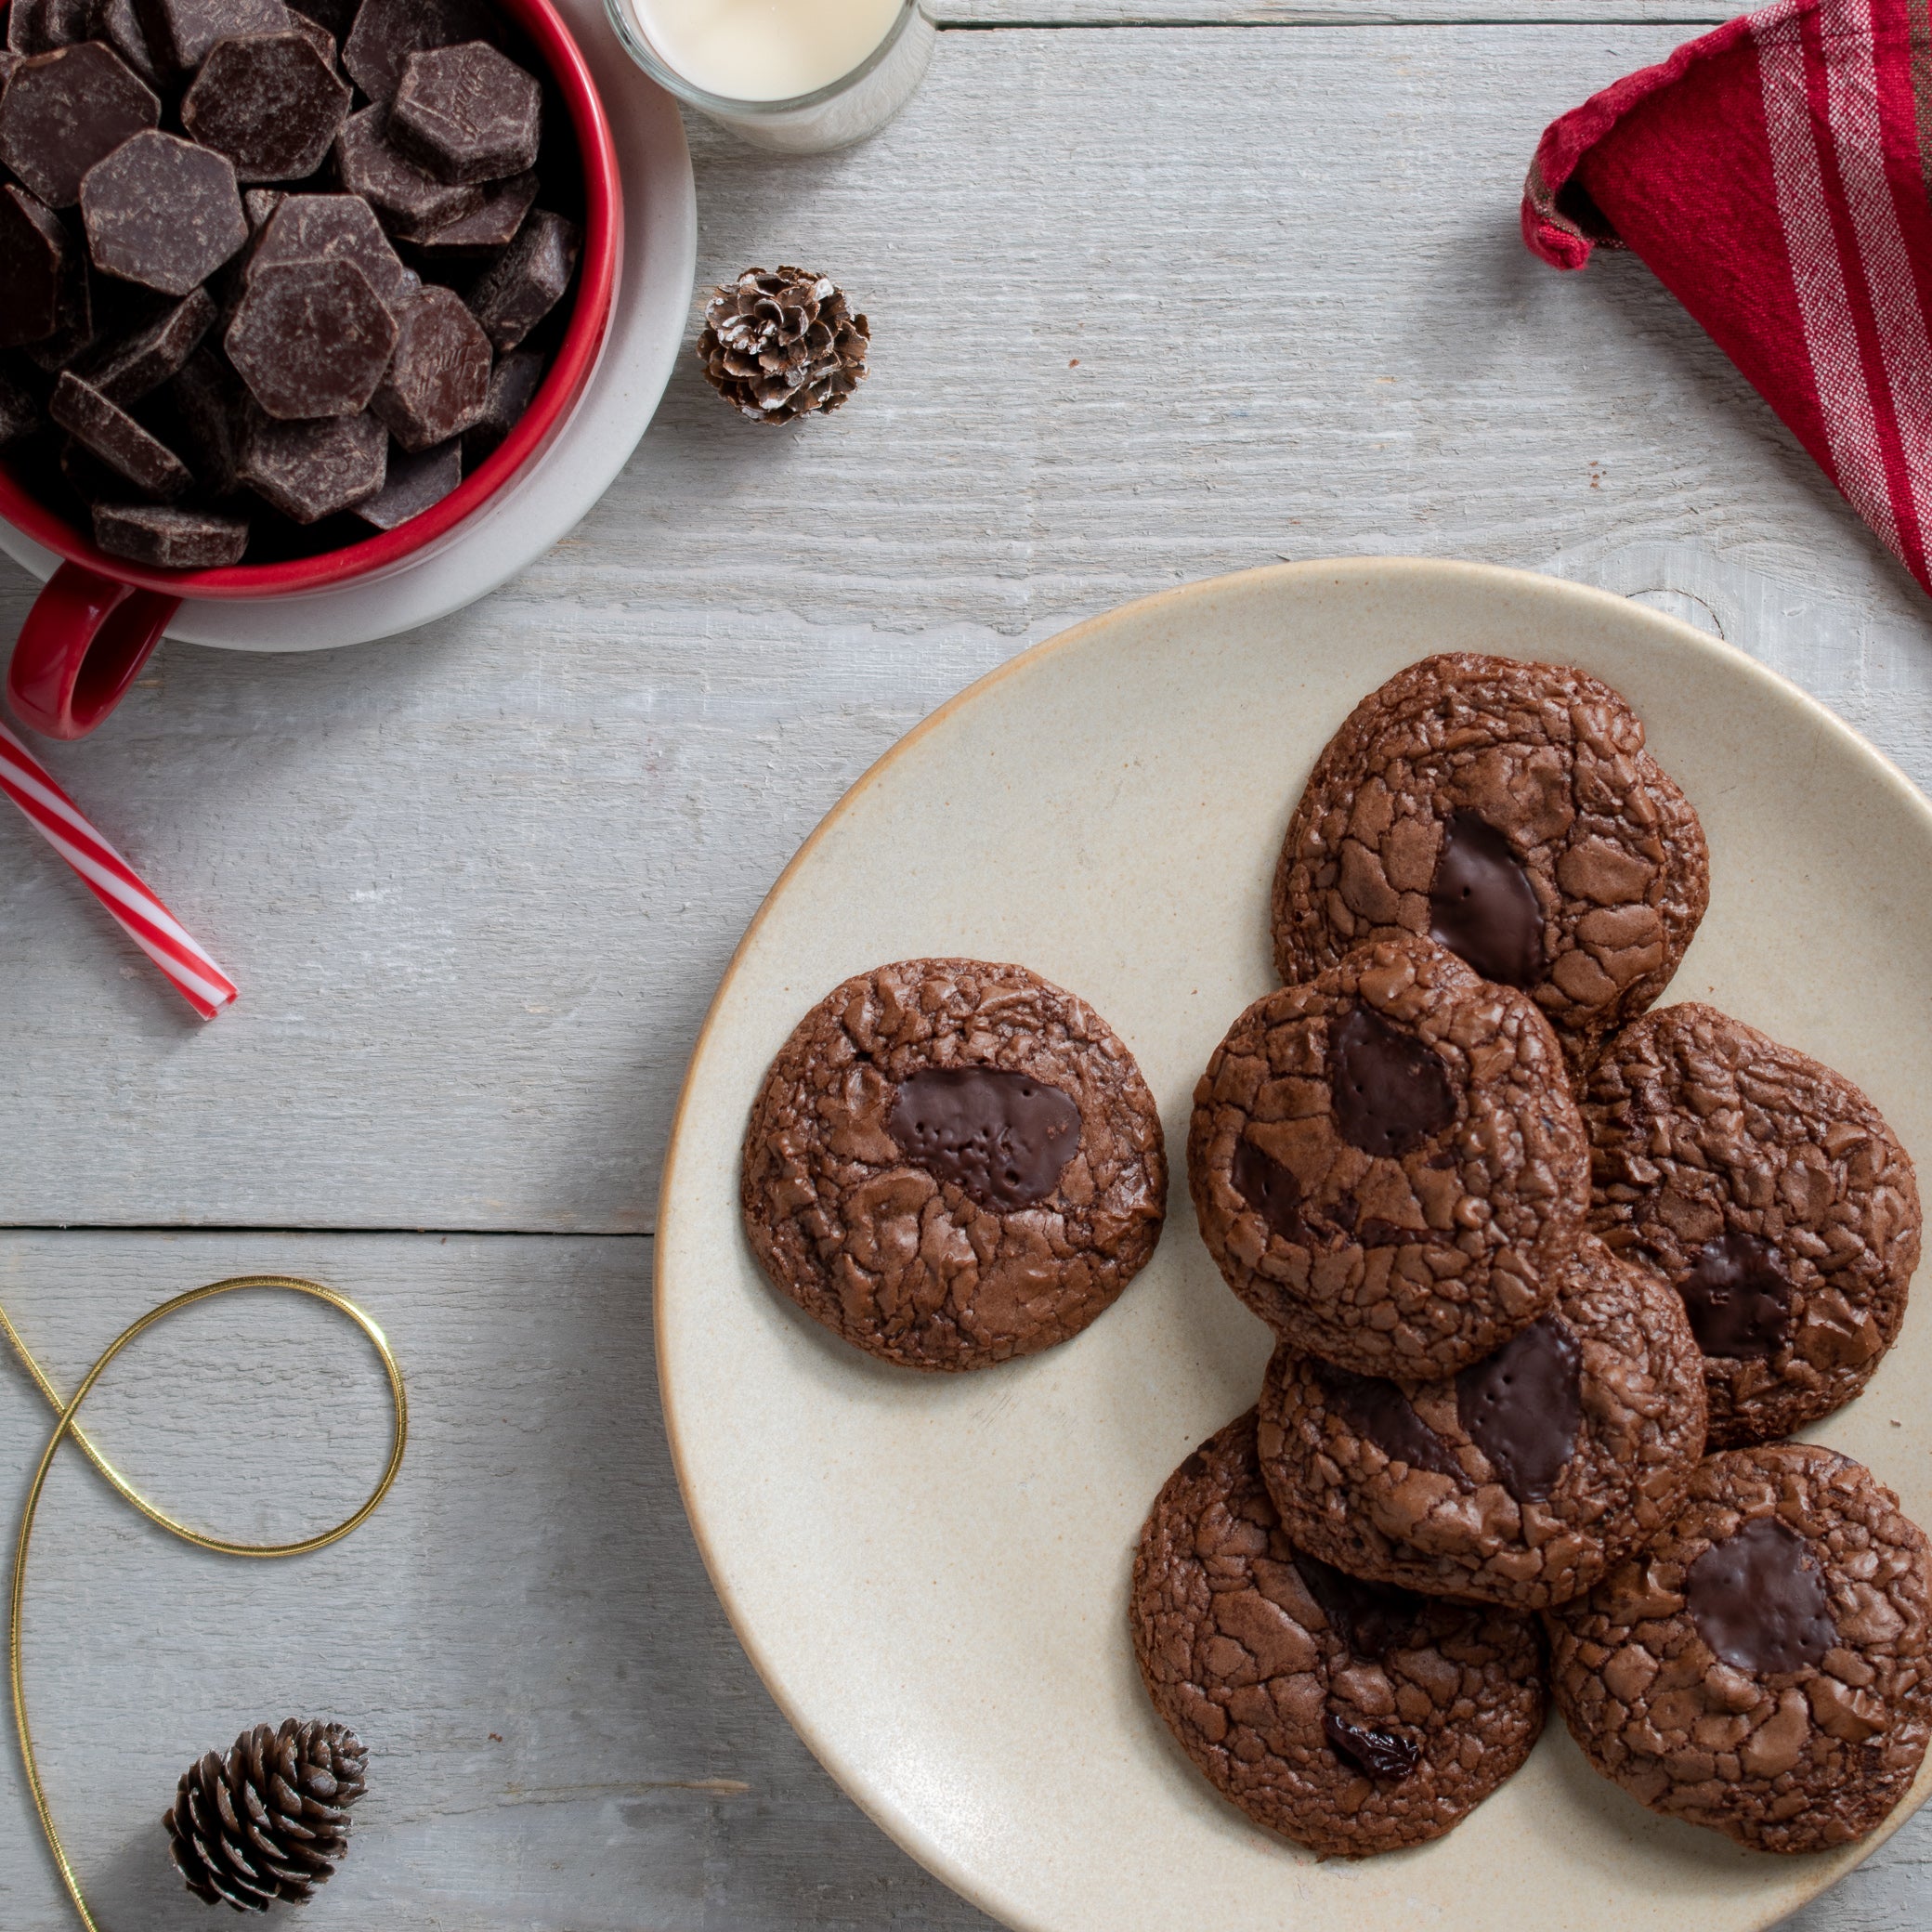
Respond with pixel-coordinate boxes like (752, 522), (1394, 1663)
(164, 1719), (368, 1912)
(697, 265), (868, 424)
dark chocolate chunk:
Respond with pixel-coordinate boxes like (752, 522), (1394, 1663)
(0, 364), (44, 442)
(353, 434), (456, 528)
(1232, 1135), (1306, 1245)
(1686, 1516), (1835, 1676)
(93, 497), (249, 565)
(76, 281), (213, 401)
(281, 2), (338, 65)
(131, 0), (287, 74)
(1292, 1551), (1426, 1660)
(1328, 1005), (1455, 1158)
(225, 255), (397, 418)
(243, 185), (283, 230)
(81, 129), (246, 294)
(1429, 810), (1545, 990)
(59, 430), (131, 501)
(390, 41), (538, 185)
(49, 366), (189, 495)
(1454, 1314), (1582, 1502)
(249, 191), (416, 311)
(340, 0), (495, 103)
(0, 180), (69, 345)
(368, 281), (485, 450)
(459, 339), (540, 463)
(1678, 1232), (1794, 1361)
(334, 102), (481, 236)
(6, 0), (91, 53)
(1322, 1711), (1420, 1782)
(1318, 1361), (1463, 1481)
(408, 163), (531, 255)
(181, 30), (349, 183)
(465, 205), (576, 351)
(166, 343), (242, 489)
(235, 401), (385, 519)
(0, 40), (159, 208)
(885, 1066), (1081, 1212)
(21, 211), (94, 368)
(90, 0), (164, 85)
(288, 0), (354, 35)
(0, 49), (16, 85)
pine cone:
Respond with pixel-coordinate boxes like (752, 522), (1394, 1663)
(697, 266), (868, 424)
(164, 1719), (368, 1912)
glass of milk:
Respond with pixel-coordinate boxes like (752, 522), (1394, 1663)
(605, 0), (935, 152)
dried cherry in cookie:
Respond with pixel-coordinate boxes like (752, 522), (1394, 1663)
(1130, 1412), (1546, 1858)
(1586, 1004), (1921, 1446)
(1546, 1443), (1932, 1852)
(1255, 1234), (1706, 1609)
(1187, 932), (1589, 1378)
(740, 958), (1167, 1371)
(1273, 654), (1709, 1072)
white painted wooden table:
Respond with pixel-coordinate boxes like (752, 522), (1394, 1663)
(3, 6), (1929, 1926)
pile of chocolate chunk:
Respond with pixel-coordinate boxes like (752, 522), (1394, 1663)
(0, 0), (581, 569)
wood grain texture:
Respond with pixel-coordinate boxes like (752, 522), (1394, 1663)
(4, 21), (1932, 1925)
(0, 1232), (994, 1931)
(6, 25), (1930, 1234)
(933, 3), (1734, 23)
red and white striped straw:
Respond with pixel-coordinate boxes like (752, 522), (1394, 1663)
(0, 721), (237, 1019)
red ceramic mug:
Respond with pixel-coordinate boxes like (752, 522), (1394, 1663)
(1, 0), (620, 740)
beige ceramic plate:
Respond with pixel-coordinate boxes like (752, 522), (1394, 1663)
(658, 559), (1932, 1932)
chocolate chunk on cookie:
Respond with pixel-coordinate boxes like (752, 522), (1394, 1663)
(1131, 1411), (1546, 1858)
(1257, 1234), (1706, 1608)
(1273, 655), (1708, 1072)
(1547, 1443), (1932, 1851)
(1188, 933), (1589, 1378)
(741, 958), (1167, 1371)
(1586, 1004), (1920, 1447)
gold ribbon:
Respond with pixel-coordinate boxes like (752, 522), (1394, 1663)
(1, 1274), (409, 1932)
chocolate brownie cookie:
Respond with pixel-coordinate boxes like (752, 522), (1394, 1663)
(1547, 1444), (1932, 1851)
(741, 959), (1166, 1371)
(1255, 1234), (1706, 1609)
(1188, 933), (1589, 1378)
(1272, 655), (1709, 1072)
(1131, 1411), (1547, 1857)
(1586, 1004), (1921, 1447)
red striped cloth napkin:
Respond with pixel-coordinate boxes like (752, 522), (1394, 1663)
(1521, 0), (1932, 592)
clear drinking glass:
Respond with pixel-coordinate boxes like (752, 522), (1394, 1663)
(603, 0), (935, 154)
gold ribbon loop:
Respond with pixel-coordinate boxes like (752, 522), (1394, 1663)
(2, 1275), (408, 1932)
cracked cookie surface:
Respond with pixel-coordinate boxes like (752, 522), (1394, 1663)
(1546, 1443), (1932, 1852)
(1256, 1234), (1707, 1609)
(1586, 1004), (1920, 1447)
(1188, 933), (1588, 1377)
(1130, 1410), (1547, 1858)
(741, 958), (1166, 1370)
(1272, 654), (1708, 1072)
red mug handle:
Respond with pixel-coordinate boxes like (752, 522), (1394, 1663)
(7, 562), (181, 740)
